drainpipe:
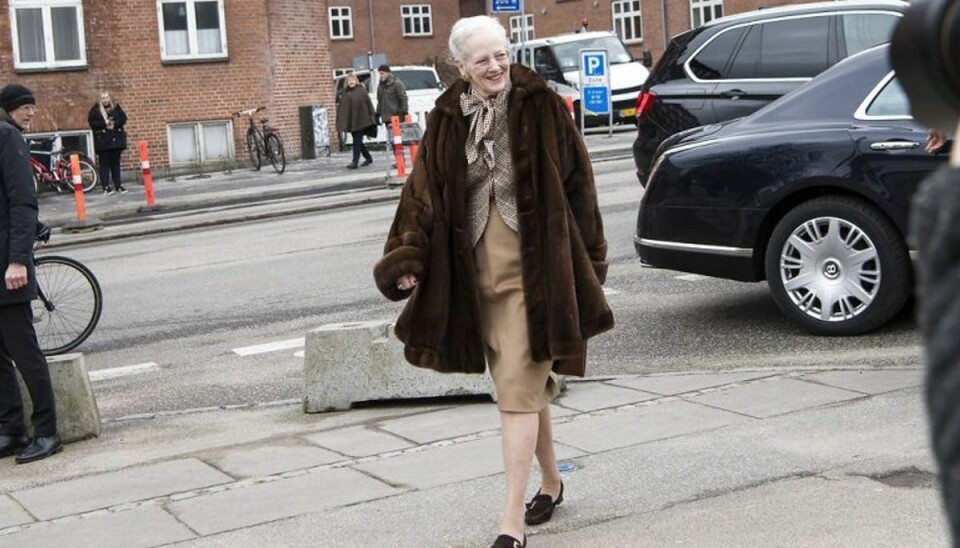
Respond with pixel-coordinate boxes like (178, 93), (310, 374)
(661, 0), (669, 50)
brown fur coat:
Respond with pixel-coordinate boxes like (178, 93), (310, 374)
(373, 64), (613, 376)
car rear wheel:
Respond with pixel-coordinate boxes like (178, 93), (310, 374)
(764, 196), (911, 335)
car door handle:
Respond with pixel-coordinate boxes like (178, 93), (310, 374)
(870, 141), (920, 151)
(720, 89), (746, 99)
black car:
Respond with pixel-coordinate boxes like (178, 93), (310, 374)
(632, 0), (907, 183)
(634, 44), (946, 336)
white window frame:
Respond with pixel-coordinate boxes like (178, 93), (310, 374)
(612, 1), (643, 44)
(26, 129), (94, 160)
(156, 0), (228, 62)
(9, 0), (87, 70)
(401, 4), (433, 37)
(329, 6), (353, 40)
(332, 67), (354, 79)
(509, 14), (534, 43)
(166, 120), (235, 166)
(690, 0), (724, 29)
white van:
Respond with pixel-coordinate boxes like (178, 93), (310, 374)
(511, 31), (648, 124)
(334, 65), (445, 147)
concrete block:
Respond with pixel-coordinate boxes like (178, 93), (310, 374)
(18, 352), (101, 443)
(303, 320), (496, 413)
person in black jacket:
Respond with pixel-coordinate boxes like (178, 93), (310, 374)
(913, 119), (960, 544)
(0, 84), (62, 464)
(88, 90), (128, 195)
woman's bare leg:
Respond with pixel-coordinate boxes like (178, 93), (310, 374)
(534, 405), (563, 497)
(499, 411), (538, 540)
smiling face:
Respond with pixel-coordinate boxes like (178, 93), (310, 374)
(100, 92), (111, 106)
(456, 32), (510, 99)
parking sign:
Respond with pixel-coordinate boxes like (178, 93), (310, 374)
(579, 49), (610, 116)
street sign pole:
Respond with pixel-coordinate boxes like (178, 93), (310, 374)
(520, 0), (526, 50)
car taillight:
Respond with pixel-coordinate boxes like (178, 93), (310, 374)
(635, 91), (656, 119)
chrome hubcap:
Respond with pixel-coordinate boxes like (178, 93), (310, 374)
(779, 216), (880, 322)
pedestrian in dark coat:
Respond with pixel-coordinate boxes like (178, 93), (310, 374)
(88, 90), (128, 194)
(374, 16), (612, 548)
(336, 73), (375, 169)
(0, 84), (62, 464)
(376, 64), (409, 130)
(912, 120), (960, 545)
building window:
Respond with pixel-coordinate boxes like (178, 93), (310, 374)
(329, 6), (353, 40)
(401, 5), (432, 37)
(691, 0), (723, 29)
(509, 14), (534, 43)
(9, 0), (86, 70)
(157, 0), (227, 62)
(168, 121), (234, 165)
(612, 1), (642, 43)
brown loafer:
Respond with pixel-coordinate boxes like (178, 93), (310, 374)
(525, 481), (564, 525)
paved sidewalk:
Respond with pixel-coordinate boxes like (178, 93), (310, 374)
(0, 366), (946, 547)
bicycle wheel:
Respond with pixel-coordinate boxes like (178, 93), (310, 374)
(58, 158), (100, 192)
(247, 131), (262, 171)
(32, 256), (103, 356)
(266, 133), (286, 174)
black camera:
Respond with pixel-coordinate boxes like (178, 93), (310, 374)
(891, 0), (960, 133)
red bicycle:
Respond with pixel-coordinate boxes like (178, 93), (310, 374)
(29, 132), (99, 193)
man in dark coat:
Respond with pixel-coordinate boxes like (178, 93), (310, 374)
(374, 63), (613, 376)
(376, 64), (409, 130)
(0, 84), (62, 464)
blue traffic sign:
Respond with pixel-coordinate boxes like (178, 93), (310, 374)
(582, 87), (610, 115)
(491, 0), (521, 12)
(582, 53), (606, 77)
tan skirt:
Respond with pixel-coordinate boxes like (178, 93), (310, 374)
(475, 201), (559, 412)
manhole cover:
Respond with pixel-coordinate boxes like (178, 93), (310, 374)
(866, 467), (935, 489)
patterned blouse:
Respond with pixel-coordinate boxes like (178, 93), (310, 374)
(461, 78), (518, 247)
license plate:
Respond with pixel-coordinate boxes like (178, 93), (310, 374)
(621, 107), (636, 117)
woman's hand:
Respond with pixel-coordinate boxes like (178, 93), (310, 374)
(926, 130), (947, 154)
(396, 274), (418, 291)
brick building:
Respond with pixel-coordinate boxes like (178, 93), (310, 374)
(1, 0), (334, 171)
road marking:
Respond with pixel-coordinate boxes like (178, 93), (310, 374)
(675, 274), (708, 281)
(603, 287), (620, 295)
(293, 350), (305, 358)
(233, 337), (305, 356)
(89, 362), (159, 382)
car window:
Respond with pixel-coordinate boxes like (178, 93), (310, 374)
(758, 17), (830, 78)
(865, 77), (910, 117)
(688, 27), (744, 80)
(550, 36), (633, 70)
(841, 14), (898, 57)
(393, 69), (439, 91)
(727, 25), (760, 79)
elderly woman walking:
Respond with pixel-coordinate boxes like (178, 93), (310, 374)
(374, 15), (613, 548)
(336, 73), (375, 169)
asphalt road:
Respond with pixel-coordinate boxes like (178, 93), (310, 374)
(56, 157), (922, 421)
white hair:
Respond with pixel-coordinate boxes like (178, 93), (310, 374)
(448, 16), (509, 64)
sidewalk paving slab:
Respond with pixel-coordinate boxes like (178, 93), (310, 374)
(10, 458), (233, 520)
(685, 377), (866, 418)
(0, 495), (32, 529)
(0, 506), (195, 548)
(301, 425), (416, 457)
(798, 368), (924, 395)
(199, 441), (347, 478)
(166, 467), (400, 536)
(553, 399), (748, 454)
(552, 380), (659, 412)
(607, 370), (776, 395)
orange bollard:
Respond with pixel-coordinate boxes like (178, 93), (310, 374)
(70, 154), (87, 221)
(404, 113), (418, 165)
(137, 141), (157, 208)
(391, 116), (406, 178)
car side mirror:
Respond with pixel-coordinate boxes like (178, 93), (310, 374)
(438, 81), (447, 91)
(642, 50), (653, 68)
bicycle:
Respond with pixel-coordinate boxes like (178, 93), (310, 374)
(32, 224), (103, 355)
(28, 132), (99, 193)
(232, 106), (286, 174)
